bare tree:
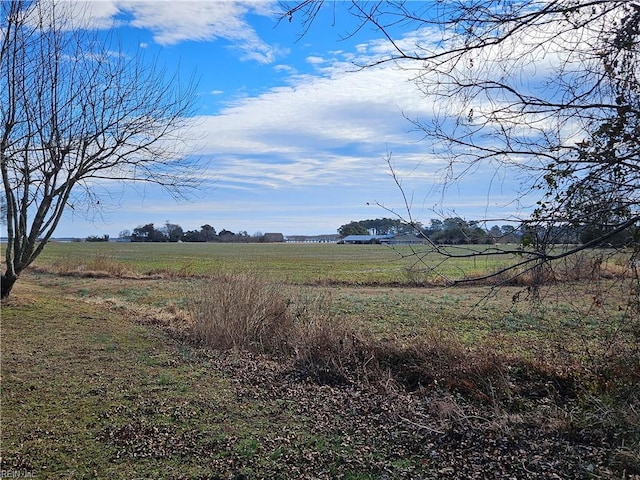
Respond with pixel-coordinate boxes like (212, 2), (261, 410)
(1, 1), (200, 298)
(283, 1), (640, 285)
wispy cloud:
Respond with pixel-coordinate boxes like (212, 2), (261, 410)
(46, 2), (545, 236)
(124, 1), (280, 62)
(195, 63), (430, 151)
(42, 0), (282, 63)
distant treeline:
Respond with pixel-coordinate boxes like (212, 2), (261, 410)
(110, 223), (283, 243)
(338, 218), (522, 244)
(338, 217), (635, 247)
(84, 216), (633, 247)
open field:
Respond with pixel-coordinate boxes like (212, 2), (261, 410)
(2, 242), (639, 478)
(27, 241), (523, 284)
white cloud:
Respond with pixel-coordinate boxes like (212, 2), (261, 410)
(121, 0), (280, 63)
(21, 1), (122, 30)
(306, 56), (325, 65)
(194, 60), (431, 155)
(274, 64), (295, 73)
(169, 26), (456, 211)
(35, 0), (282, 63)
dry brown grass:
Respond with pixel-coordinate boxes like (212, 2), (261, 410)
(184, 273), (557, 401)
(46, 252), (134, 277)
(485, 250), (636, 287)
(186, 272), (294, 353)
(185, 274), (374, 384)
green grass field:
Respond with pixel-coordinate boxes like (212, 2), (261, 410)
(10, 241), (639, 362)
(30, 240), (524, 284)
(2, 241), (638, 478)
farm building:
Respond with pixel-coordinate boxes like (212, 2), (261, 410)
(382, 233), (427, 245)
(263, 233), (285, 243)
(340, 233), (426, 245)
(286, 234), (340, 243)
(340, 234), (393, 244)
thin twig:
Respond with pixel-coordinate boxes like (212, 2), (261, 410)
(399, 415), (445, 435)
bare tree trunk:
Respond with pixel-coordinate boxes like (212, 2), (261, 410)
(1, 273), (17, 299)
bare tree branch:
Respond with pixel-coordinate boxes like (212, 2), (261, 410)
(1, 1), (200, 298)
(284, 1), (639, 293)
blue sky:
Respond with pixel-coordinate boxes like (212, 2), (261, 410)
(52, 1), (532, 238)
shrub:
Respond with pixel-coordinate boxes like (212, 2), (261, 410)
(187, 272), (294, 353)
(186, 273), (587, 405)
(289, 305), (372, 384)
(187, 275), (378, 383)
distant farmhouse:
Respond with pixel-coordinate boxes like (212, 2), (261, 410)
(263, 233), (285, 243)
(340, 233), (426, 245)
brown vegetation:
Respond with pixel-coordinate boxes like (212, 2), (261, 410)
(183, 272), (639, 477)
